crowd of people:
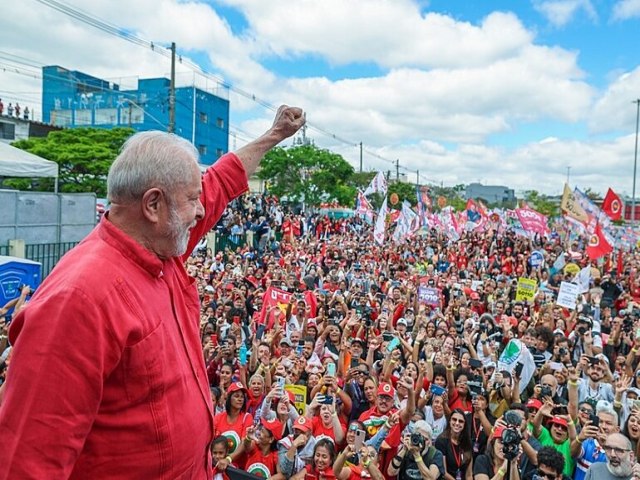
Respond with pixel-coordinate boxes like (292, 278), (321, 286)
(0, 98), (30, 120)
(1, 103), (640, 480)
(194, 194), (640, 480)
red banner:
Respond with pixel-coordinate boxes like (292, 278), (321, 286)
(258, 287), (317, 328)
(515, 207), (549, 236)
(586, 224), (613, 260)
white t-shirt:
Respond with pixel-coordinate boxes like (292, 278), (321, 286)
(424, 406), (448, 440)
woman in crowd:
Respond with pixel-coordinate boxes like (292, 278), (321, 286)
(436, 408), (474, 480)
(242, 417), (284, 478)
(290, 438), (341, 480)
(473, 426), (521, 480)
(213, 381), (254, 465)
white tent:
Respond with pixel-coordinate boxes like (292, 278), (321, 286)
(0, 141), (59, 191)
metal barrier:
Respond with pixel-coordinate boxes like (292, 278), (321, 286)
(25, 242), (79, 278)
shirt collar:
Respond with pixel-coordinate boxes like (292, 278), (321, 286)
(98, 212), (164, 278)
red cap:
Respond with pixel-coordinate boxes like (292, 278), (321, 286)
(526, 398), (543, 410)
(492, 425), (506, 440)
(470, 292), (480, 300)
(549, 416), (568, 428)
(377, 382), (396, 398)
(227, 382), (247, 394)
(260, 417), (284, 440)
(294, 416), (312, 433)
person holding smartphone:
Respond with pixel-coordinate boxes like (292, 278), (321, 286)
(571, 407), (621, 480)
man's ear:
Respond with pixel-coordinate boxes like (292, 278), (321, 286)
(141, 188), (164, 222)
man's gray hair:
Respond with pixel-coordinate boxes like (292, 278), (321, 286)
(107, 131), (199, 203)
(596, 405), (619, 425)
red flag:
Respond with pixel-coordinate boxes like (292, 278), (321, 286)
(586, 224), (613, 260)
(602, 188), (623, 221)
(258, 286), (292, 328)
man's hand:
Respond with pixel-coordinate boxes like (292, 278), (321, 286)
(270, 106), (306, 142)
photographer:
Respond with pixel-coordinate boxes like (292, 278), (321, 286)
(388, 421), (445, 480)
(473, 425), (521, 480)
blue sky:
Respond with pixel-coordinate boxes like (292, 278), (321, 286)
(0, 0), (639, 196)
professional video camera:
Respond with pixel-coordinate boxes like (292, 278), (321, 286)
(501, 411), (523, 461)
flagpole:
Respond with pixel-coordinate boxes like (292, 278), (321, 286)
(633, 99), (640, 224)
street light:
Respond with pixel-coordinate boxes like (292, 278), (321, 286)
(633, 99), (640, 223)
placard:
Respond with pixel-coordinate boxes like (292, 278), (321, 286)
(557, 281), (579, 310)
(515, 278), (537, 302)
(284, 384), (308, 415)
(418, 286), (441, 306)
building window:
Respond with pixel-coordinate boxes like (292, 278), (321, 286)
(199, 112), (208, 123)
(95, 108), (118, 125)
(0, 122), (15, 140)
(198, 144), (207, 155)
(216, 117), (224, 129)
(216, 148), (224, 158)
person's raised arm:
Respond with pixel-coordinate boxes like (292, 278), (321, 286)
(234, 106), (305, 176)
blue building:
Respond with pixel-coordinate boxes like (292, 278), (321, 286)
(41, 65), (229, 165)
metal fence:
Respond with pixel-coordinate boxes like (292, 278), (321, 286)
(25, 242), (79, 278)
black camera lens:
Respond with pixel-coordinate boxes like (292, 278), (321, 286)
(410, 432), (424, 447)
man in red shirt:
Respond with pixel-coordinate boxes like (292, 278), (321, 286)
(0, 106), (305, 479)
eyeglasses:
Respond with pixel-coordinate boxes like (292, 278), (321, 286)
(603, 445), (631, 456)
(579, 408), (594, 414)
(534, 469), (558, 480)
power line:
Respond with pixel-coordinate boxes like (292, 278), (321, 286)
(26, 0), (439, 185)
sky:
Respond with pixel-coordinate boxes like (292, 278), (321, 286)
(0, 0), (639, 197)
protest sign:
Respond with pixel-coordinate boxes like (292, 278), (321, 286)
(528, 251), (544, 268)
(285, 384), (308, 415)
(418, 286), (441, 306)
(557, 282), (580, 310)
(515, 278), (537, 302)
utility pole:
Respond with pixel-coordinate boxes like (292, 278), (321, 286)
(359, 142), (363, 173)
(416, 170), (420, 186)
(633, 99), (640, 223)
(395, 159), (399, 182)
(168, 42), (176, 133)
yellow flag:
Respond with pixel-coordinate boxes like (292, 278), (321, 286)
(560, 184), (588, 223)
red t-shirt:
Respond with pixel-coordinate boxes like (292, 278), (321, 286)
(213, 411), (253, 455)
(311, 415), (346, 445)
(244, 447), (279, 478)
(448, 389), (473, 413)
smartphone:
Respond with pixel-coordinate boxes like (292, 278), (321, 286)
(430, 384), (446, 396)
(589, 413), (600, 428)
(354, 429), (366, 451)
(382, 332), (394, 342)
(470, 359), (483, 369)
(326, 363), (336, 377)
(386, 337), (400, 353)
(514, 362), (524, 377)
(321, 394), (334, 405)
(256, 324), (266, 341)
(587, 356), (600, 366)
(350, 358), (360, 369)
(549, 362), (564, 372)
(276, 376), (285, 392)
(296, 341), (304, 356)
(210, 334), (218, 346)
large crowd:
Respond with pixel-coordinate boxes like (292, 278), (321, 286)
(159, 193), (640, 480)
(3, 187), (640, 480)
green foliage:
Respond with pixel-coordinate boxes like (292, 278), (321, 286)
(523, 190), (559, 218)
(258, 144), (356, 206)
(6, 127), (135, 196)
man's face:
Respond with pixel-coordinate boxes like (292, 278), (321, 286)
(376, 394), (394, 414)
(303, 341), (314, 359)
(494, 302), (505, 315)
(537, 463), (563, 480)
(598, 411), (620, 435)
(550, 421), (568, 443)
(512, 305), (523, 318)
(588, 363), (605, 382)
(604, 437), (634, 476)
(162, 163), (204, 258)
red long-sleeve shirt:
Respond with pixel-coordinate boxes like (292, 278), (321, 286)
(0, 152), (248, 479)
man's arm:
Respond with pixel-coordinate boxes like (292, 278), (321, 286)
(234, 106), (305, 176)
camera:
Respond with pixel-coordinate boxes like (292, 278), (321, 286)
(539, 385), (553, 399)
(558, 347), (568, 357)
(576, 326), (586, 335)
(410, 432), (425, 449)
(501, 411), (523, 461)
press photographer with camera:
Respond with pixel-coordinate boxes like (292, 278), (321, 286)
(473, 424), (521, 480)
(388, 421), (445, 480)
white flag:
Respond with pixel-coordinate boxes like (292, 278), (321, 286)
(497, 339), (536, 394)
(374, 197), (388, 245)
(363, 171), (388, 197)
(551, 252), (566, 274)
(574, 266), (592, 293)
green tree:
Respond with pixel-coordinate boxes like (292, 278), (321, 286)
(258, 144), (356, 206)
(523, 190), (559, 218)
(5, 127), (135, 196)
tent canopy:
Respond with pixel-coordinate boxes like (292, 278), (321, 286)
(0, 142), (59, 178)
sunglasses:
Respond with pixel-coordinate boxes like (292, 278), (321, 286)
(534, 469), (557, 480)
(348, 424), (359, 432)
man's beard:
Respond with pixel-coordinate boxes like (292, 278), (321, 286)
(607, 459), (634, 477)
(167, 205), (194, 257)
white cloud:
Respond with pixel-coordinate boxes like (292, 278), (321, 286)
(533, 0), (598, 27)
(590, 67), (640, 134)
(612, 0), (640, 20)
